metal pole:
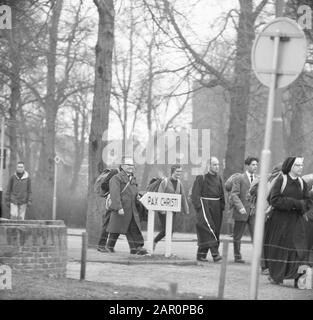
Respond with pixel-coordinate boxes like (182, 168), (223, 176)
(0, 117), (4, 218)
(0, 117), (4, 192)
(218, 240), (229, 299)
(147, 210), (155, 254)
(272, 0), (285, 166)
(249, 31), (281, 300)
(80, 231), (88, 281)
(52, 159), (57, 220)
(165, 211), (173, 257)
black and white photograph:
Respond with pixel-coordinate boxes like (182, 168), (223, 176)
(0, 0), (313, 307)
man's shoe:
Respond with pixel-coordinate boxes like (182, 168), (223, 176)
(137, 247), (148, 255)
(197, 257), (209, 262)
(268, 276), (282, 285)
(97, 245), (110, 253)
(234, 258), (245, 263)
(213, 255), (222, 263)
(105, 246), (115, 253)
(261, 268), (269, 275)
(130, 249), (138, 254)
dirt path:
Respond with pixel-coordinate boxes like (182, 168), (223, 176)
(67, 230), (313, 300)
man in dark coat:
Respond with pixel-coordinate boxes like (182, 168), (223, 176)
(106, 156), (148, 255)
(230, 156), (259, 263)
(191, 157), (225, 262)
(5, 161), (32, 220)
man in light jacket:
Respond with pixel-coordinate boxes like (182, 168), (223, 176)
(153, 164), (189, 251)
(5, 161), (32, 220)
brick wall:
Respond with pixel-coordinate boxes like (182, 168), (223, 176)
(0, 220), (67, 277)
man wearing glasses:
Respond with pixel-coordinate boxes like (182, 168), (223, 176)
(106, 156), (148, 255)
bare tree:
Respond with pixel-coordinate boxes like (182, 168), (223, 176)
(86, 0), (115, 244)
(143, 0), (269, 177)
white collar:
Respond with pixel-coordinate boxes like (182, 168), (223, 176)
(246, 171), (254, 180)
(15, 171), (29, 180)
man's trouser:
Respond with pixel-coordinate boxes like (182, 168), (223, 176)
(233, 215), (255, 259)
(154, 212), (176, 244)
(98, 211), (112, 248)
(107, 216), (144, 251)
(10, 203), (27, 220)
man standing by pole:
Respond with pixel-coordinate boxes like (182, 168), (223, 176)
(5, 161), (32, 220)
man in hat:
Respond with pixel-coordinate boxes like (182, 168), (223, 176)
(106, 156), (148, 255)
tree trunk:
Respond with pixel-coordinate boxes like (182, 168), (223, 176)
(287, 79), (304, 155)
(18, 106), (32, 170)
(224, 0), (255, 178)
(33, 0), (63, 219)
(86, 0), (115, 245)
(8, 5), (20, 176)
(140, 37), (154, 189)
(70, 107), (86, 191)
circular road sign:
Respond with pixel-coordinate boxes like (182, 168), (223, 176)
(252, 17), (307, 88)
(54, 155), (61, 164)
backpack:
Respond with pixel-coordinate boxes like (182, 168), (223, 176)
(188, 174), (207, 204)
(302, 174), (313, 191)
(105, 178), (131, 210)
(269, 173), (303, 196)
(146, 177), (167, 192)
(94, 169), (119, 197)
(265, 173), (303, 214)
(225, 173), (241, 209)
(225, 173), (241, 192)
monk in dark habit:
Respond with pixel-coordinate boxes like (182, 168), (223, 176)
(191, 157), (225, 262)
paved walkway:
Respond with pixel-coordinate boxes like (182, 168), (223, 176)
(66, 229), (313, 300)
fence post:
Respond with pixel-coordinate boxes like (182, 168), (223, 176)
(218, 239), (229, 299)
(80, 232), (88, 281)
(168, 282), (178, 299)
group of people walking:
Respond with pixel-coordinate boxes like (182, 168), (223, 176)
(96, 154), (313, 289)
(228, 156), (313, 287)
(4, 153), (313, 289)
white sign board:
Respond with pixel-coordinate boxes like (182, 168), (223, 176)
(252, 17), (307, 88)
(140, 192), (181, 212)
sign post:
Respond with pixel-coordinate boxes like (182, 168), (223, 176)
(165, 211), (173, 257)
(140, 192), (181, 256)
(146, 209), (155, 254)
(250, 17), (307, 300)
(53, 155), (61, 220)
